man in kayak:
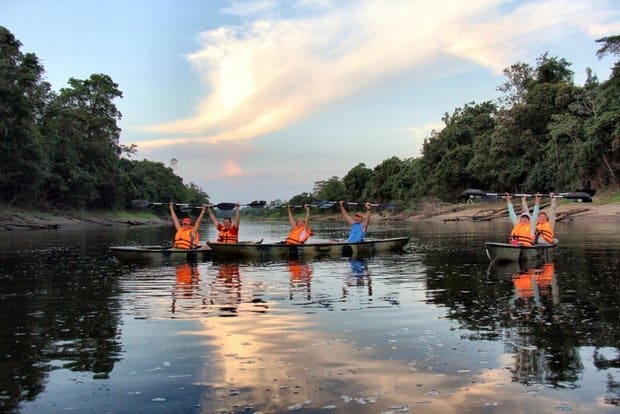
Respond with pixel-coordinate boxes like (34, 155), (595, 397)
(339, 201), (372, 242)
(285, 204), (312, 244)
(169, 203), (207, 249)
(207, 204), (240, 243)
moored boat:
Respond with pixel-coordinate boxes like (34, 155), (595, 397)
(110, 245), (212, 263)
(485, 239), (558, 264)
(207, 237), (410, 260)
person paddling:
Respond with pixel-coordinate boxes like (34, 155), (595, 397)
(169, 202), (207, 249)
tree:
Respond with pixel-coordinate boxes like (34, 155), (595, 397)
(595, 35), (620, 59)
(0, 26), (50, 204)
(41, 74), (124, 208)
(342, 163), (372, 200)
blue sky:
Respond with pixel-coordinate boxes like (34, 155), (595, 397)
(3, 0), (619, 202)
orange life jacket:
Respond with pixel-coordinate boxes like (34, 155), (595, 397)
(285, 225), (312, 244)
(509, 223), (533, 246)
(535, 222), (554, 244)
(217, 224), (238, 243)
(174, 228), (200, 249)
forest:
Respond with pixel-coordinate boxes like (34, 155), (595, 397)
(1, 26), (618, 213)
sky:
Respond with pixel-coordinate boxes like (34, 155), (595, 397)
(2, 0), (619, 203)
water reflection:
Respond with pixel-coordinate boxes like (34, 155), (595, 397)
(1, 222), (619, 413)
(288, 260), (312, 300)
(209, 262), (242, 316)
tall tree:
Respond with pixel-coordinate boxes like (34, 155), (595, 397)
(0, 26), (50, 204)
(42, 74), (124, 208)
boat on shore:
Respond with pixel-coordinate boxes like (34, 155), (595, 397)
(207, 237), (410, 260)
(110, 245), (212, 263)
(485, 240), (558, 264)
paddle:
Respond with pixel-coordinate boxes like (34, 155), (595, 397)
(131, 199), (267, 210)
(462, 189), (593, 202)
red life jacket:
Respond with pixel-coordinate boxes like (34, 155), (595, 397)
(217, 224), (238, 243)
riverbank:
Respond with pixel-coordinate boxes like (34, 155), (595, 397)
(2, 195), (619, 231)
(0, 206), (164, 231)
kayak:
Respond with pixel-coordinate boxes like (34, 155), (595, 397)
(207, 237), (410, 260)
(485, 239), (558, 264)
(109, 245), (212, 262)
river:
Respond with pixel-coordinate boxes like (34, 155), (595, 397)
(0, 219), (618, 413)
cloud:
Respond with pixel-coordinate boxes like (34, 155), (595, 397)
(138, 0), (617, 149)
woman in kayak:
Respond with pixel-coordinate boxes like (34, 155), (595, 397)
(285, 204), (312, 244)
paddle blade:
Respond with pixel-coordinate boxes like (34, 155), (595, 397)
(131, 199), (152, 208)
(215, 202), (237, 210)
(247, 200), (266, 208)
(462, 189), (486, 198)
(558, 192), (593, 202)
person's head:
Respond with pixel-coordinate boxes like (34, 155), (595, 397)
(354, 212), (364, 222)
(223, 217), (232, 228)
(296, 219), (305, 227)
(519, 213), (530, 223)
(537, 211), (548, 224)
(182, 217), (192, 228)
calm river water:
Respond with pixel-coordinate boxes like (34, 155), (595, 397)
(0, 219), (619, 413)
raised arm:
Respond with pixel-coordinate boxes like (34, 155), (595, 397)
(287, 205), (296, 227)
(233, 204), (240, 228)
(207, 206), (219, 226)
(339, 201), (353, 225)
(521, 196), (530, 216)
(362, 202), (372, 232)
(548, 194), (557, 230)
(193, 204), (207, 233)
(505, 194), (518, 225)
(169, 202), (181, 230)
(303, 204), (310, 227)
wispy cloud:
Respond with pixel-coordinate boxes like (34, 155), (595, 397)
(139, 0), (618, 148)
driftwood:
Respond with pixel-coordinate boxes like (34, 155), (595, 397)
(556, 208), (592, 222)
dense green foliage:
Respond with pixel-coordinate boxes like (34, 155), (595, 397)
(296, 37), (620, 207)
(1, 27), (618, 213)
(0, 27), (208, 210)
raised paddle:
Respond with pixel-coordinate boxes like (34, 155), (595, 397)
(131, 199), (267, 210)
(462, 189), (593, 202)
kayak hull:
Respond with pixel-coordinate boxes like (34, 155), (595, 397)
(207, 237), (409, 260)
(485, 240), (558, 264)
(110, 245), (211, 262)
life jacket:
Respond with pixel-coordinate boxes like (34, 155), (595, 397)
(174, 228), (200, 249)
(217, 224), (238, 243)
(509, 223), (533, 246)
(285, 225), (312, 244)
(535, 222), (554, 244)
